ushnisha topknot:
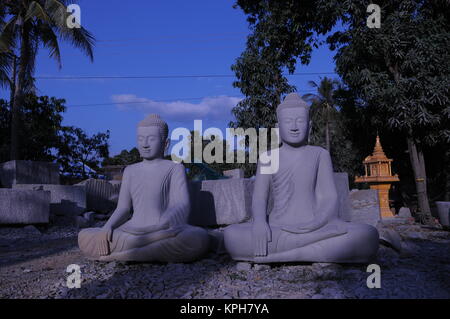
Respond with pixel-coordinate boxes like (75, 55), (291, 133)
(138, 114), (169, 140)
(276, 93), (310, 114)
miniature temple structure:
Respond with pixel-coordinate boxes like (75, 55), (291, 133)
(355, 135), (399, 218)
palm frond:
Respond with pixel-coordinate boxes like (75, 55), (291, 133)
(36, 22), (61, 67)
(45, 0), (95, 62)
(0, 51), (12, 89)
(26, 37), (38, 93)
(25, 1), (51, 23)
(307, 80), (318, 88)
(0, 15), (19, 53)
(60, 26), (94, 62)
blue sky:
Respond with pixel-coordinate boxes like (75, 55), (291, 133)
(0, 0), (338, 156)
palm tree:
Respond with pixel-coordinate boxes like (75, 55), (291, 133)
(0, 6), (12, 93)
(302, 77), (340, 152)
(0, 0), (94, 160)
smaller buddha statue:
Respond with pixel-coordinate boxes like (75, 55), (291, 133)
(224, 93), (379, 263)
(78, 114), (209, 262)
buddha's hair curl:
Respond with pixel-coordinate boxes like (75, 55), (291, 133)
(138, 114), (169, 140)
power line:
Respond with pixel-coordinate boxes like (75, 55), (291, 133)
(97, 35), (247, 47)
(68, 97), (208, 108)
(97, 32), (249, 43)
(67, 91), (318, 108)
(37, 72), (336, 80)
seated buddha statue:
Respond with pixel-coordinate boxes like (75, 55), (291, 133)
(224, 93), (379, 263)
(78, 114), (209, 262)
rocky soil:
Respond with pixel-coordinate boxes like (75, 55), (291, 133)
(0, 218), (449, 299)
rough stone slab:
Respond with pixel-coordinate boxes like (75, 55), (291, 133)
(349, 189), (381, 227)
(377, 225), (402, 252)
(13, 184), (86, 216)
(223, 169), (244, 179)
(236, 262), (252, 271)
(189, 178), (252, 226)
(103, 165), (126, 181)
(0, 189), (50, 224)
(109, 180), (122, 190)
(436, 201), (450, 227)
(334, 172), (351, 222)
(398, 207), (412, 218)
(189, 173), (352, 227)
(0, 160), (59, 188)
(76, 179), (119, 214)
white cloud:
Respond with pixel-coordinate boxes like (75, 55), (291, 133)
(111, 94), (242, 121)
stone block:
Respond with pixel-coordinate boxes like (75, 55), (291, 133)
(103, 165), (126, 181)
(436, 201), (450, 227)
(76, 216), (91, 229)
(223, 169), (244, 179)
(377, 225), (402, 252)
(398, 207), (412, 218)
(13, 184), (86, 216)
(76, 179), (119, 213)
(189, 178), (252, 226)
(188, 173), (353, 227)
(0, 189), (50, 224)
(349, 189), (381, 227)
(334, 172), (352, 222)
(0, 160), (59, 188)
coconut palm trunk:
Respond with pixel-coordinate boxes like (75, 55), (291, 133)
(10, 22), (30, 160)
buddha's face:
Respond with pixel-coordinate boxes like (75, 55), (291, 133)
(137, 126), (165, 160)
(278, 107), (309, 146)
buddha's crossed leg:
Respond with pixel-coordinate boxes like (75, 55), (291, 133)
(224, 221), (379, 263)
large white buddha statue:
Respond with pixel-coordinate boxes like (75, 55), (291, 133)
(78, 114), (209, 262)
(224, 93), (379, 263)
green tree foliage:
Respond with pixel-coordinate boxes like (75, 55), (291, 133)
(328, 0), (449, 223)
(230, 35), (295, 130)
(0, 94), (65, 163)
(230, 0), (340, 129)
(103, 147), (141, 166)
(0, 0), (95, 160)
(302, 79), (361, 178)
(303, 77), (341, 152)
(0, 95), (111, 181)
(233, 0), (450, 223)
(231, 0), (342, 130)
(172, 131), (255, 179)
(58, 127), (110, 179)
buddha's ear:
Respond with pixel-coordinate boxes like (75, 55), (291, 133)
(164, 138), (170, 155)
(164, 138), (170, 154)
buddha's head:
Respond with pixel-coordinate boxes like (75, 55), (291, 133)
(137, 114), (169, 160)
(276, 93), (310, 147)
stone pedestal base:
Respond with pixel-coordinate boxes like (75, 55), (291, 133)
(370, 183), (394, 218)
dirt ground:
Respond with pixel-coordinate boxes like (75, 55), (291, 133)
(0, 219), (449, 299)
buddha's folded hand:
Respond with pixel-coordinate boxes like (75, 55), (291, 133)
(282, 217), (328, 234)
(120, 223), (170, 235)
(252, 221), (272, 257)
(97, 226), (113, 256)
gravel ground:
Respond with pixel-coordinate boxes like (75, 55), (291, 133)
(0, 219), (449, 299)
